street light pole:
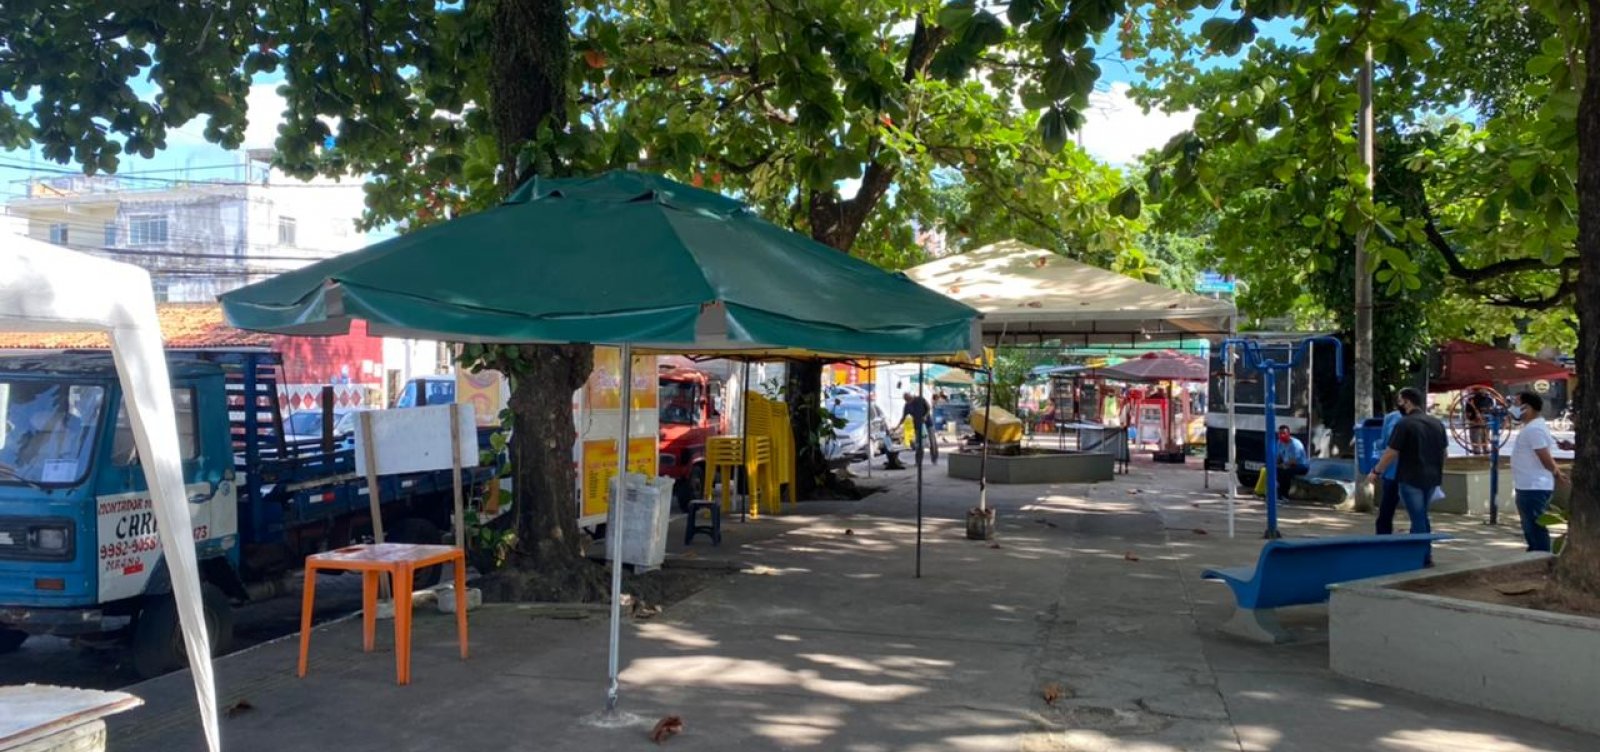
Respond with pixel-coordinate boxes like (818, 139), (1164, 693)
(1352, 43), (1377, 513)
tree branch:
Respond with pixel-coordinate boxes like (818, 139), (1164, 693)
(1421, 206), (1577, 283)
(1483, 269), (1575, 310)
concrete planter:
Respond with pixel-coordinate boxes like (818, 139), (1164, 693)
(946, 449), (1114, 484)
(1329, 555), (1600, 735)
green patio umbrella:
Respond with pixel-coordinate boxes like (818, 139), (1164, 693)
(222, 171), (977, 358)
(219, 170), (979, 719)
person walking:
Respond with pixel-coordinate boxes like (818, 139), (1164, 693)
(897, 391), (934, 465)
(1274, 425), (1310, 502)
(1373, 400), (1405, 534)
(1367, 387), (1448, 565)
(1510, 391), (1566, 551)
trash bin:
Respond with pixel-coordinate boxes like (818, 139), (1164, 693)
(609, 472), (672, 569)
(1354, 417), (1386, 475)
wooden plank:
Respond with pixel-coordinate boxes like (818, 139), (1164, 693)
(450, 404), (465, 550)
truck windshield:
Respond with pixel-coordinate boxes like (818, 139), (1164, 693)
(0, 381), (104, 486)
(659, 380), (701, 425)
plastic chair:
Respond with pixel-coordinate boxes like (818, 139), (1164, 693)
(705, 436), (771, 518)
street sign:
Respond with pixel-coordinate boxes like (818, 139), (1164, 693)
(1196, 272), (1236, 295)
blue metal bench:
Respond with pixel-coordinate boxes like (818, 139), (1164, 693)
(1202, 533), (1450, 643)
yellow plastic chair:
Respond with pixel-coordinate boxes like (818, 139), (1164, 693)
(705, 435), (772, 518)
(743, 392), (783, 514)
(766, 400), (797, 510)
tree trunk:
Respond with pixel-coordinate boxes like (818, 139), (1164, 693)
(1554, 0), (1600, 596)
(477, 0), (607, 600)
(507, 344), (593, 568)
(786, 359), (826, 497)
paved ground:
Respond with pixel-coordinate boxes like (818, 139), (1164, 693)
(103, 453), (1596, 751)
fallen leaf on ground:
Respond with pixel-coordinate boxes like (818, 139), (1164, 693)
(224, 699), (254, 718)
(988, 542), (1002, 549)
(1123, 552), (1141, 562)
(1192, 529), (1208, 535)
(1044, 520), (1058, 528)
(1042, 682), (1066, 705)
(650, 715), (685, 743)
(844, 528), (854, 536)
(1494, 582), (1541, 596)
(635, 604), (664, 619)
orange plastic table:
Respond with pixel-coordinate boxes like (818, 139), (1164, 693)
(297, 543), (468, 685)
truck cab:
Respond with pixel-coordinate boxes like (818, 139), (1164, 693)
(0, 353), (238, 672)
(657, 366), (725, 510)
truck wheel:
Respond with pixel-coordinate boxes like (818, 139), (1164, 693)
(132, 583), (234, 680)
(0, 628), (27, 653)
(673, 465), (705, 513)
(391, 518), (445, 588)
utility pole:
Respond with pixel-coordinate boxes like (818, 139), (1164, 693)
(1351, 44), (1376, 513)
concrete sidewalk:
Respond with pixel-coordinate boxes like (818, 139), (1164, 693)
(111, 457), (1599, 751)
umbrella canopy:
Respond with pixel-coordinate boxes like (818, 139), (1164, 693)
(221, 171), (978, 359)
(1429, 339), (1570, 392)
(1097, 351), (1207, 383)
(904, 240), (1233, 345)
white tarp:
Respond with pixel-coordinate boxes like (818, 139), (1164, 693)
(905, 239), (1235, 345)
(0, 230), (220, 752)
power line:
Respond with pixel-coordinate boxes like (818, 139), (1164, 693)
(0, 158), (369, 189)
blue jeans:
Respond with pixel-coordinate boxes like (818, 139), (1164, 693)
(1396, 483), (1435, 564)
(1515, 489), (1555, 552)
(1375, 478), (1400, 534)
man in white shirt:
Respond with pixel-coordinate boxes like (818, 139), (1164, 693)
(1510, 391), (1566, 552)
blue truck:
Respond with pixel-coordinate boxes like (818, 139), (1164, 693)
(0, 350), (493, 678)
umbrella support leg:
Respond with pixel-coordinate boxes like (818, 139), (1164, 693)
(604, 344), (633, 715)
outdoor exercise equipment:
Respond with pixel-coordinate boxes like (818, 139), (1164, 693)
(1220, 336), (1344, 539)
(1446, 385), (1512, 525)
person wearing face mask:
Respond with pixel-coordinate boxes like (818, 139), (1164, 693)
(1509, 391), (1565, 551)
(1368, 387), (1448, 566)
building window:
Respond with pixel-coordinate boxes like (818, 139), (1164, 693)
(48, 223), (68, 245)
(104, 221), (119, 247)
(277, 217), (297, 247)
(129, 214), (168, 245)
(152, 280), (170, 302)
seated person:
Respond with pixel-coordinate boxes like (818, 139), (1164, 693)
(1274, 425), (1309, 501)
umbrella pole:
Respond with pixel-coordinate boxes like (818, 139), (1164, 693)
(916, 361), (924, 579)
(605, 344), (634, 714)
(1226, 339), (1238, 539)
(740, 362), (750, 524)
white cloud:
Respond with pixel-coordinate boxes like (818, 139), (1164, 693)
(163, 82), (286, 149)
(1077, 82), (1195, 167)
(242, 83), (288, 148)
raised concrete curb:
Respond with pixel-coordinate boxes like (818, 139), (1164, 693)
(1329, 554), (1600, 736)
(946, 449), (1113, 483)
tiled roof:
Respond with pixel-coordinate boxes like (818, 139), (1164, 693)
(0, 302), (273, 350)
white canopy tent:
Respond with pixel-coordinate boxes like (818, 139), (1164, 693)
(0, 230), (220, 752)
(907, 239), (1243, 533)
(904, 239), (1235, 346)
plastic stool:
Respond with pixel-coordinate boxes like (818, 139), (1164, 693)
(684, 500), (722, 545)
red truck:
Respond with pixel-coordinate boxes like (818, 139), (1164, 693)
(657, 365), (726, 510)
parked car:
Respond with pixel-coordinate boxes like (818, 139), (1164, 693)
(824, 398), (905, 461)
(283, 407), (361, 447)
(393, 374), (456, 408)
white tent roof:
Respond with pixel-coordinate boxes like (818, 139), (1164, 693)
(905, 239), (1235, 345)
(0, 227), (220, 752)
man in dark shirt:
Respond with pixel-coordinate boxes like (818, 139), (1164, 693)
(1367, 387), (1448, 565)
(898, 392), (935, 465)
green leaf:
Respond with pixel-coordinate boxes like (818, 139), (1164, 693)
(1110, 186), (1141, 219)
(1038, 107), (1068, 153)
(938, 1), (977, 30)
(1006, 0), (1039, 26)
